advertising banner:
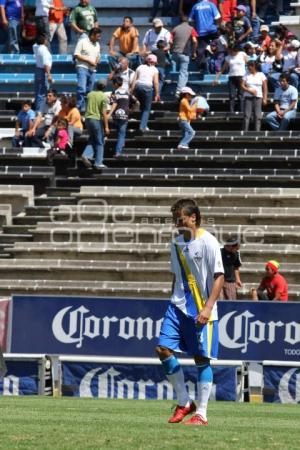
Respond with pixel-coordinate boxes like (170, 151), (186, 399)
(62, 362), (238, 401)
(263, 366), (300, 403)
(10, 296), (300, 361)
(0, 360), (39, 396)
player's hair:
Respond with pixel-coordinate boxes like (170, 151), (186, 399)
(171, 198), (201, 226)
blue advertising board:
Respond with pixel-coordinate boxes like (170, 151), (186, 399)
(0, 360), (39, 396)
(9, 295), (300, 361)
(263, 366), (300, 403)
(62, 362), (237, 400)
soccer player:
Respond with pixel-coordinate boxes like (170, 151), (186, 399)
(156, 198), (224, 426)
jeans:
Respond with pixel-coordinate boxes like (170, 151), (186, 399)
(150, 0), (170, 17)
(157, 67), (165, 94)
(244, 97), (263, 131)
(134, 84), (153, 131)
(68, 126), (82, 145)
(228, 76), (244, 113)
(83, 118), (105, 166)
(115, 120), (128, 154)
(108, 52), (140, 71)
(265, 109), (297, 131)
(76, 67), (96, 113)
(172, 53), (189, 94)
(34, 67), (49, 112)
(49, 22), (68, 54)
(178, 120), (195, 147)
(7, 19), (20, 53)
(35, 16), (50, 42)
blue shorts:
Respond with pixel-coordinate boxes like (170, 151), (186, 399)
(158, 303), (219, 359)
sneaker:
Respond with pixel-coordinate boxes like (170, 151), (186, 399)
(183, 414), (208, 426)
(81, 156), (92, 168)
(168, 402), (196, 423)
(177, 145), (189, 150)
(94, 164), (107, 170)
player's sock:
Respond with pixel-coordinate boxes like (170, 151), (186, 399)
(196, 362), (213, 420)
(162, 355), (191, 407)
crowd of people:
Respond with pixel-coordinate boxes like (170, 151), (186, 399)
(6, 0), (299, 163)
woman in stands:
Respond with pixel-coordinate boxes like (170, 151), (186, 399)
(241, 60), (268, 132)
(58, 95), (83, 144)
(214, 44), (249, 113)
(259, 39), (283, 90)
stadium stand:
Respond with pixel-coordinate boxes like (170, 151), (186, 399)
(0, 0), (298, 301)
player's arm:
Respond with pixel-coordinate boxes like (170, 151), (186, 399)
(197, 273), (224, 324)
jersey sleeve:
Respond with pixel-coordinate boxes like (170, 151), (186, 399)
(207, 239), (224, 275)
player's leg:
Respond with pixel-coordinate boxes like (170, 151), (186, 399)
(156, 304), (195, 422)
(184, 320), (219, 425)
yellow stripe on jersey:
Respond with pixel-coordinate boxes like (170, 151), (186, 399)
(207, 320), (213, 358)
(175, 227), (207, 314)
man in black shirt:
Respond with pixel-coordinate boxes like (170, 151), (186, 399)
(220, 235), (242, 300)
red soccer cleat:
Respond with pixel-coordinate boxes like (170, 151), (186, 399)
(168, 402), (196, 423)
(183, 414), (208, 426)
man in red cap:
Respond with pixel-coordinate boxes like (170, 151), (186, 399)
(250, 260), (288, 301)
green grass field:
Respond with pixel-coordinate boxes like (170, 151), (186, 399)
(0, 397), (299, 450)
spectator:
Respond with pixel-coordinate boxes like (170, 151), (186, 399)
(46, 117), (70, 162)
(152, 39), (169, 94)
(35, 0), (55, 42)
(177, 86), (197, 149)
(281, 39), (300, 89)
(80, 79), (109, 170)
(74, 27), (101, 113)
(189, 0), (221, 69)
(149, 0), (171, 21)
(109, 16), (140, 70)
(12, 100), (35, 147)
(0, 0), (24, 54)
(258, 24), (271, 52)
(65, 95), (83, 145)
(206, 39), (226, 74)
(171, 15), (197, 96)
(33, 34), (53, 113)
(49, 0), (68, 54)
(108, 57), (135, 93)
(265, 72), (298, 131)
(220, 235), (242, 300)
(142, 18), (171, 54)
(220, 0), (237, 23)
(237, 0), (260, 41)
(241, 60), (267, 131)
(70, 0), (98, 40)
(108, 76), (130, 158)
(259, 39), (283, 90)
(244, 41), (258, 61)
(232, 4), (252, 45)
(21, 7), (37, 50)
(26, 89), (61, 147)
(131, 53), (160, 134)
(214, 45), (249, 113)
(250, 260), (288, 301)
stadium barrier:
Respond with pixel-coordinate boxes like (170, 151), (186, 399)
(262, 361), (300, 404)
(58, 356), (249, 402)
(0, 354), (51, 396)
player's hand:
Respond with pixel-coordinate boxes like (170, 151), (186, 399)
(196, 305), (212, 325)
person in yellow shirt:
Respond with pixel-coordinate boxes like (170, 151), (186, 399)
(109, 16), (140, 69)
(178, 86), (197, 150)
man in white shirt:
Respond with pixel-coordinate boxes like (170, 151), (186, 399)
(35, 0), (60, 42)
(265, 72), (298, 131)
(142, 18), (171, 54)
(108, 57), (135, 92)
(156, 198), (224, 426)
(74, 26), (101, 112)
(33, 35), (53, 112)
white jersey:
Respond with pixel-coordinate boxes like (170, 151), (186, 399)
(170, 228), (224, 321)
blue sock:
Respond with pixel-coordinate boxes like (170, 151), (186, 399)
(196, 363), (213, 420)
(162, 355), (180, 375)
(197, 363), (213, 383)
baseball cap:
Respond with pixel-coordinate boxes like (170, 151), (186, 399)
(224, 235), (240, 246)
(260, 25), (270, 32)
(290, 39), (300, 48)
(266, 260), (280, 273)
(180, 87), (196, 96)
(235, 5), (247, 12)
(146, 53), (157, 63)
(152, 18), (163, 27)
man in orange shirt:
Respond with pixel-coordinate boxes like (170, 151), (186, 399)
(250, 260), (288, 302)
(109, 16), (140, 69)
(49, 0), (69, 54)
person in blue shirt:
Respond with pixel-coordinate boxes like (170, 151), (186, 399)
(189, 0), (221, 69)
(0, 0), (24, 53)
(12, 100), (36, 147)
(265, 72), (298, 131)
